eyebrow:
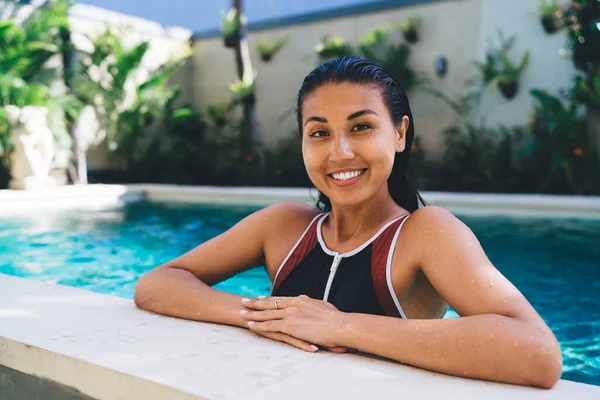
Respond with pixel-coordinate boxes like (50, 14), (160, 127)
(303, 109), (378, 127)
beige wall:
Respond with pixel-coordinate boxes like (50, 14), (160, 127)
(472, 0), (574, 127)
(192, 0), (483, 158)
(191, 0), (582, 160)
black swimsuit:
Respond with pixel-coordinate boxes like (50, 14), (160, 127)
(271, 212), (411, 319)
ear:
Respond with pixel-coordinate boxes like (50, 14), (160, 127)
(395, 116), (410, 152)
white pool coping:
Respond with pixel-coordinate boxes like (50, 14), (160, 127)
(1, 183), (600, 218)
(1, 184), (600, 398)
(1, 274), (599, 399)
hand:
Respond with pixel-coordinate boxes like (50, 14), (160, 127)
(240, 295), (349, 351)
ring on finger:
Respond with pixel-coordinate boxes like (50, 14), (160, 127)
(274, 298), (282, 310)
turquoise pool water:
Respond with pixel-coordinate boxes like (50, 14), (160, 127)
(0, 201), (598, 386)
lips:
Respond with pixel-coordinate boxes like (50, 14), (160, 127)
(327, 168), (367, 186)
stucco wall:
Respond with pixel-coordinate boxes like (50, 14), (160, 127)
(191, 0), (579, 158)
(192, 0), (482, 157)
(472, 0), (574, 127)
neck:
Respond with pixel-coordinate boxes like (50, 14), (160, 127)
(326, 184), (405, 244)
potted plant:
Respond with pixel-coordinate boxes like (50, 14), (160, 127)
(474, 34), (530, 100)
(358, 26), (419, 92)
(206, 103), (229, 128)
(398, 14), (421, 44)
(256, 35), (289, 62)
(313, 35), (354, 59)
(228, 70), (257, 106)
(220, 8), (243, 48)
(538, 0), (561, 34)
(490, 50), (530, 99)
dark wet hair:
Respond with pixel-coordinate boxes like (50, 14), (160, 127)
(296, 56), (426, 213)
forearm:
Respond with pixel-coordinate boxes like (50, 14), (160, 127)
(336, 313), (562, 388)
(134, 267), (248, 328)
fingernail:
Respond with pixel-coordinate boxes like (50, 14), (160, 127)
(240, 310), (248, 314)
(248, 321), (255, 326)
(258, 295), (266, 299)
(241, 298), (250, 303)
(310, 345), (319, 351)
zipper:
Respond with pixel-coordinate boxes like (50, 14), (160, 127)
(323, 252), (342, 301)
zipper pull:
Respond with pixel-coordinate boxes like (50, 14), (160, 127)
(330, 252), (341, 272)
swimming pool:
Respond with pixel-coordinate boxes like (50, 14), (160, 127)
(1, 201), (598, 386)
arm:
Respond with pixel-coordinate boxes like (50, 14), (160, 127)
(133, 201), (315, 329)
(336, 206), (562, 388)
(241, 206), (562, 388)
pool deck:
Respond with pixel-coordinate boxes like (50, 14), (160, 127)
(1, 184), (600, 399)
(1, 274), (599, 399)
(1, 183), (600, 218)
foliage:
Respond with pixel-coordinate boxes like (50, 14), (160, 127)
(436, 123), (523, 193)
(313, 35), (354, 59)
(357, 25), (419, 92)
(397, 14), (421, 33)
(256, 35), (289, 62)
(264, 135), (311, 187)
(206, 102), (230, 127)
(526, 89), (599, 193)
(473, 32), (530, 94)
(220, 8), (242, 36)
(556, 0), (600, 74)
(538, 0), (560, 18)
(227, 70), (257, 103)
(0, 0), (81, 183)
(73, 27), (192, 169)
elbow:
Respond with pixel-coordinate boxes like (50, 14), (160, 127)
(133, 268), (162, 310)
(530, 340), (563, 389)
(133, 275), (149, 309)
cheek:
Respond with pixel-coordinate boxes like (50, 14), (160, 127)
(363, 135), (396, 169)
(302, 143), (323, 175)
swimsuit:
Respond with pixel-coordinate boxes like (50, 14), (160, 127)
(271, 212), (411, 318)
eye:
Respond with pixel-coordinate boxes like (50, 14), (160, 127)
(309, 130), (329, 138)
(352, 123), (371, 132)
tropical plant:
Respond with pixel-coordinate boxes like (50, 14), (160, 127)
(397, 13), (421, 43)
(227, 69), (257, 104)
(256, 35), (289, 62)
(313, 35), (354, 59)
(220, 8), (243, 47)
(440, 122), (523, 192)
(206, 103), (230, 127)
(538, 0), (561, 33)
(264, 135), (311, 187)
(357, 26), (419, 92)
(220, 8), (242, 36)
(474, 33), (530, 99)
(525, 89), (598, 193)
(72, 27), (192, 170)
(556, 0), (600, 74)
(0, 0), (80, 186)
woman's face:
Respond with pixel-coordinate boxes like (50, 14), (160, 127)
(301, 82), (408, 208)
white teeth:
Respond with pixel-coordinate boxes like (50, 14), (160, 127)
(331, 169), (364, 181)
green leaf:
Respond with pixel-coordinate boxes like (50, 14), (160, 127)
(517, 50), (530, 74)
(530, 89), (566, 115)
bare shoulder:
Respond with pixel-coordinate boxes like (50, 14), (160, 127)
(260, 201), (322, 232)
(403, 205), (474, 241)
(260, 201), (323, 276)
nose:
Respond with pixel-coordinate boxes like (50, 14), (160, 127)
(329, 134), (355, 163)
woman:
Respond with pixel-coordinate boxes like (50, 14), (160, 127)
(134, 57), (562, 389)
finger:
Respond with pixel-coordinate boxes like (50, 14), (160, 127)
(327, 346), (348, 353)
(241, 296), (291, 311)
(240, 309), (286, 321)
(247, 320), (283, 333)
(256, 331), (319, 353)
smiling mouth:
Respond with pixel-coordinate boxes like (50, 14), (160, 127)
(328, 168), (367, 181)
